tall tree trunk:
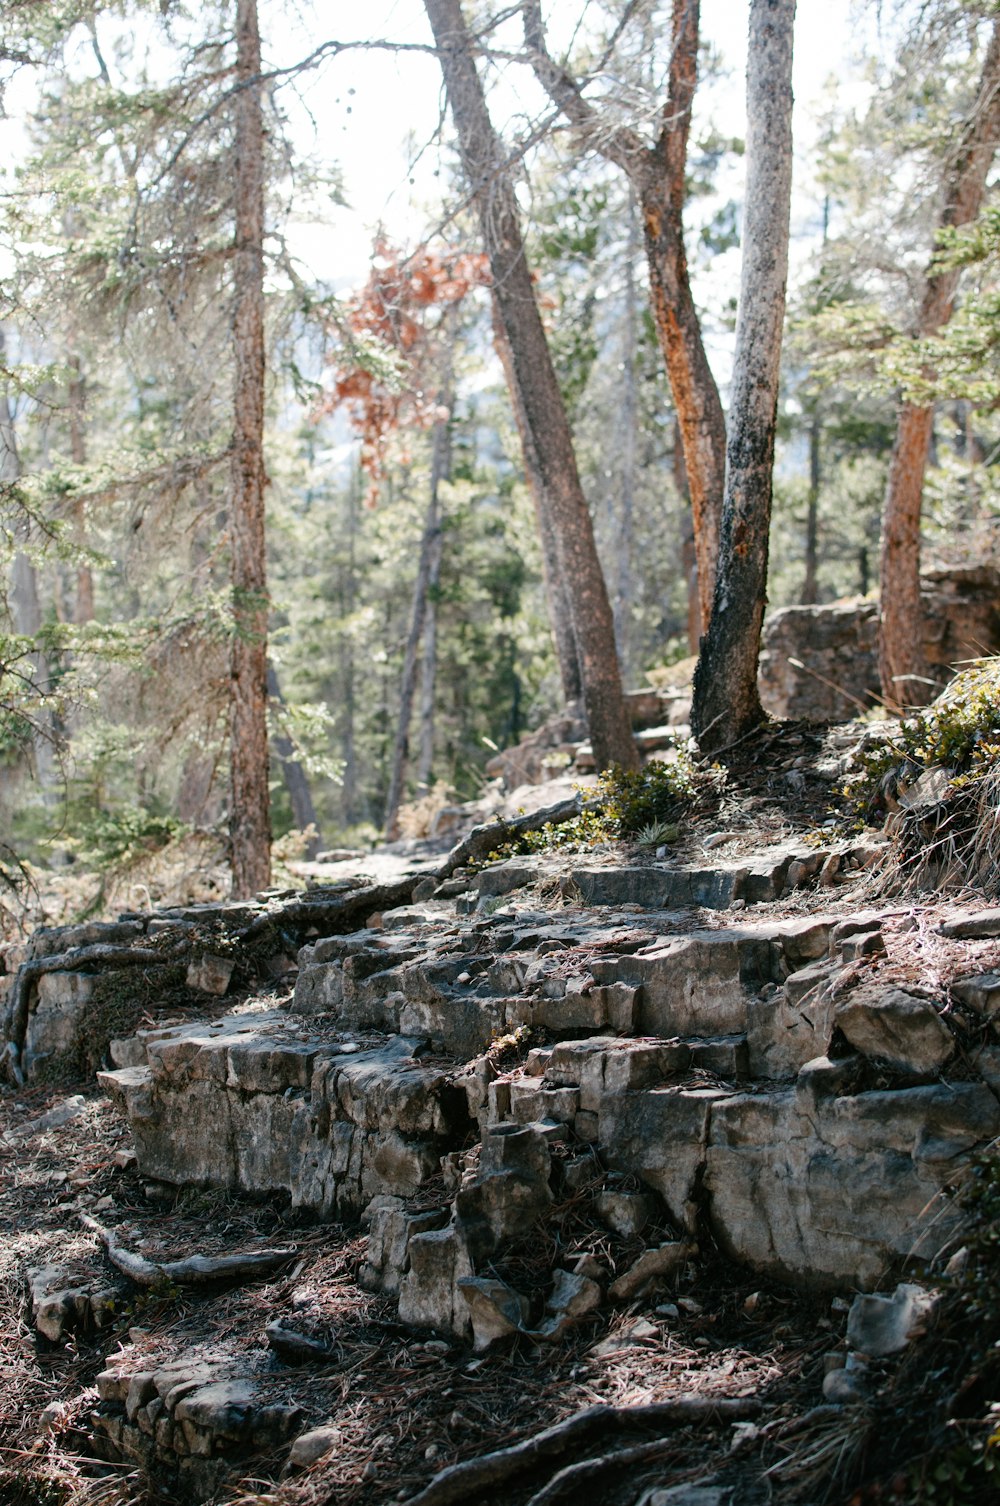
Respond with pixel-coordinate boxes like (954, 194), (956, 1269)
(228, 0), (271, 897)
(673, 419), (700, 654)
(800, 413), (820, 604)
(1, 345), (55, 792)
(415, 522), (443, 796)
(339, 467), (360, 826)
(384, 410), (451, 839)
(416, 406), (452, 796)
(426, 0), (636, 771)
(611, 195), (640, 674)
(67, 353), (95, 624)
(266, 663), (322, 856)
(691, 0), (796, 753)
(491, 305), (582, 706)
(879, 17), (1000, 710)
(524, 0), (726, 638)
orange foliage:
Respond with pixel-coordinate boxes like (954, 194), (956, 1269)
(320, 239), (490, 503)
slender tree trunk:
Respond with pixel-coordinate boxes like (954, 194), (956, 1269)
(340, 467), (360, 826)
(524, 0), (726, 640)
(416, 403), (452, 796)
(384, 412), (450, 839)
(691, 0), (796, 753)
(879, 17), (1000, 710)
(266, 664), (322, 857)
(800, 413), (820, 604)
(672, 419), (700, 654)
(228, 0), (271, 897)
(611, 195), (640, 674)
(426, 0), (637, 771)
(1, 346), (55, 792)
(67, 353), (95, 625)
(491, 305), (582, 706)
(415, 523), (443, 796)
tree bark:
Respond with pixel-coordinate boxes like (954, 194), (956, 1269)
(523, 0), (726, 638)
(879, 17), (1000, 710)
(610, 195), (640, 675)
(228, 0), (271, 897)
(491, 304), (582, 706)
(691, 0), (796, 753)
(425, 0), (637, 772)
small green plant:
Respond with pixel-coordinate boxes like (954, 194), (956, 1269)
(842, 658), (1000, 825)
(634, 818), (680, 849)
(594, 753), (698, 838)
(479, 752), (700, 865)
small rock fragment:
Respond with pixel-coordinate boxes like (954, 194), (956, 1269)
(846, 1282), (939, 1357)
(266, 1320), (336, 1364)
(822, 1368), (869, 1403)
(288, 1425), (343, 1469)
(608, 1242), (693, 1303)
(186, 953), (235, 996)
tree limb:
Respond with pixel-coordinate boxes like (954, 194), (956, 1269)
(404, 1396), (759, 1506)
(521, 0), (644, 172)
(80, 1213), (296, 1287)
(525, 1437), (679, 1506)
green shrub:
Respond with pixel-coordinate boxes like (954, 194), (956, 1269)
(481, 751), (699, 863)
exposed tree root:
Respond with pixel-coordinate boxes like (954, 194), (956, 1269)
(524, 1437), (679, 1506)
(238, 876), (421, 943)
(404, 1395), (759, 1506)
(79, 1213), (296, 1287)
(3, 940), (190, 1082)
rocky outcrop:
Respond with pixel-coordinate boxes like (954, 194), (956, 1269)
(95, 847), (1000, 1354)
(758, 565), (1000, 721)
(7, 834), (995, 1502)
(92, 1344), (302, 1497)
(100, 1015), (470, 1217)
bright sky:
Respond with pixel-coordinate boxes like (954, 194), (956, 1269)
(0, 0), (889, 380)
(268, 0), (883, 292)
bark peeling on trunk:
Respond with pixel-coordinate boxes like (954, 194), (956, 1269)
(228, 0), (271, 898)
(425, 0), (636, 771)
(879, 19), (1000, 711)
(691, 0), (796, 754)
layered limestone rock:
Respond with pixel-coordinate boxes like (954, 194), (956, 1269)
(99, 1013), (470, 1217)
(92, 850), (1000, 1354)
(92, 1344), (303, 1494)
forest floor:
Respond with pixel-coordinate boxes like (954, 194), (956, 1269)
(0, 720), (996, 1506)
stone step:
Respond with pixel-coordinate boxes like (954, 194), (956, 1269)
(100, 1014), (469, 1218)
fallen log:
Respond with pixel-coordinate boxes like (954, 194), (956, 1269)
(433, 795), (583, 882)
(404, 1395), (759, 1506)
(80, 1214), (296, 1288)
